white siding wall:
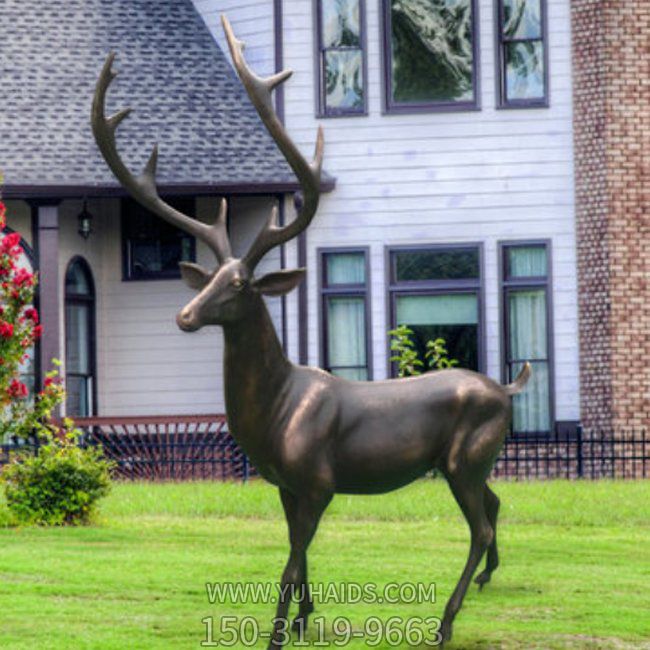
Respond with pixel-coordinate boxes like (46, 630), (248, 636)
(195, 0), (579, 423)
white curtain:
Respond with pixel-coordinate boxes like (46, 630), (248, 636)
(326, 252), (365, 285)
(508, 245), (547, 277)
(508, 287), (550, 432)
(327, 297), (367, 380)
(396, 293), (478, 325)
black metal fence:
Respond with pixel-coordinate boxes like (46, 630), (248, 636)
(1, 422), (647, 482)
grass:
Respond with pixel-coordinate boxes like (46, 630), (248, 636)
(0, 479), (648, 649)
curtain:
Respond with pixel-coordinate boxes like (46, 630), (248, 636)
(327, 297), (367, 380)
(396, 293), (478, 325)
(508, 245), (547, 277)
(326, 252), (365, 285)
(508, 288), (550, 431)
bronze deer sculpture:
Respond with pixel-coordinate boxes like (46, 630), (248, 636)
(91, 15), (531, 647)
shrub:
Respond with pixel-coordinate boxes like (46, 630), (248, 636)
(2, 433), (112, 525)
(388, 324), (459, 378)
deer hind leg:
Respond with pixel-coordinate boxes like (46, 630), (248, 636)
(272, 488), (331, 649)
(474, 484), (500, 590)
(440, 474), (494, 644)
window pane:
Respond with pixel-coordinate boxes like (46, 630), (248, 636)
(327, 296), (367, 375)
(505, 41), (545, 100)
(326, 252), (366, 285)
(66, 375), (91, 417)
(511, 360), (550, 432)
(332, 367), (368, 381)
(503, 0), (542, 39)
(65, 303), (90, 374)
(395, 248), (479, 281)
(396, 293), (479, 370)
(507, 245), (547, 278)
(391, 0), (474, 104)
(65, 262), (91, 295)
(508, 289), (547, 359)
(323, 0), (361, 47)
(325, 50), (364, 110)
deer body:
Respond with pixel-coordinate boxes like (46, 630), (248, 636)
(91, 16), (531, 647)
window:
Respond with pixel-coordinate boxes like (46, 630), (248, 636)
(316, 0), (367, 116)
(389, 245), (483, 373)
(383, 0), (479, 113)
(500, 242), (553, 433)
(122, 197), (195, 280)
(65, 258), (96, 417)
(320, 249), (371, 380)
(496, 0), (548, 107)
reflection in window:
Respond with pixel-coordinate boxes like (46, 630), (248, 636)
(390, 245), (482, 373)
(385, 0), (478, 110)
(320, 250), (370, 380)
(318, 0), (366, 115)
(122, 198), (195, 280)
(498, 0), (547, 106)
(65, 259), (96, 417)
(501, 243), (552, 433)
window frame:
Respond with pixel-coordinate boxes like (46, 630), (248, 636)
(495, 0), (550, 109)
(64, 256), (97, 417)
(498, 239), (555, 435)
(121, 197), (196, 281)
(386, 243), (485, 376)
(381, 0), (481, 115)
(318, 247), (373, 380)
(315, 0), (369, 118)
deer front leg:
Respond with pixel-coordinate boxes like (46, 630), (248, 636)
(270, 488), (332, 649)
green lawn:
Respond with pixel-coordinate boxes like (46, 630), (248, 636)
(0, 480), (648, 649)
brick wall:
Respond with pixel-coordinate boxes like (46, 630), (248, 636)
(572, 1), (650, 430)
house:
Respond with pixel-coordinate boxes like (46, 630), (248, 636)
(1, 0), (647, 436)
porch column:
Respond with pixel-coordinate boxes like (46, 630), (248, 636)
(31, 202), (61, 379)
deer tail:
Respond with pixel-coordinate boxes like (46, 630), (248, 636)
(504, 362), (532, 395)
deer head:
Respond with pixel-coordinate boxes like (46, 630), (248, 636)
(91, 16), (324, 331)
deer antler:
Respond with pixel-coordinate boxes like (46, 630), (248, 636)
(221, 15), (324, 271)
(91, 53), (232, 264)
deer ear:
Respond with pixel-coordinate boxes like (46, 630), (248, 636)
(253, 268), (306, 296)
(179, 262), (212, 290)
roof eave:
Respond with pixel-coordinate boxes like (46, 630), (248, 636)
(2, 177), (337, 201)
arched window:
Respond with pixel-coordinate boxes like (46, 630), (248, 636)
(64, 257), (96, 416)
(1, 227), (37, 395)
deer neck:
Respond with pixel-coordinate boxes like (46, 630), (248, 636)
(222, 297), (291, 447)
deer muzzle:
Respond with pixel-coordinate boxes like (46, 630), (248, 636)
(176, 306), (200, 332)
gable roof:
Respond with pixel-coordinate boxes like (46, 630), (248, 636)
(0, 0), (331, 198)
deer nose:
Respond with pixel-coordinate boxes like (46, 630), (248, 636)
(176, 307), (198, 332)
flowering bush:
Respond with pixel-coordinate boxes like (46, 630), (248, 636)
(0, 198), (112, 525)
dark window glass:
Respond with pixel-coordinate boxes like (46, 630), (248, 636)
(65, 259), (96, 417)
(122, 198), (195, 280)
(318, 0), (366, 115)
(386, 0), (477, 109)
(498, 0), (547, 106)
(321, 250), (370, 380)
(394, 248), (480, 281)
(501, 243), (552, 433)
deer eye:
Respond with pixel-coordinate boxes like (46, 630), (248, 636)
(232, 277), (245, 290)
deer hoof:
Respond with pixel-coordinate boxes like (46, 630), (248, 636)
(474, 570), (491, 590)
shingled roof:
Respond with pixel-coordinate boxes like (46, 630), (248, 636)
(0, 0), (329, 198)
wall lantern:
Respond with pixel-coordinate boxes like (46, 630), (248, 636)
(77, 200), (93, 239)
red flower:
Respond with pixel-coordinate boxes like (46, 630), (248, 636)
(44, 377), (56, 387)
(33, 325), (43, 339)
(0, 201), (6, 228)
(0, 321), (14, 338)
(7, 379), (28, 399)
(13, 268), (34, 287)
(1, 232), (21, 254)
(24, 307), (39, 323)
